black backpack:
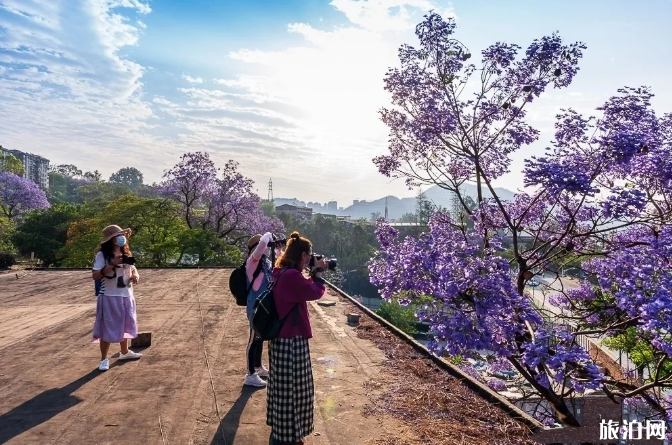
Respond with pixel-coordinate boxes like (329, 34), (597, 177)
(251, 268), (298, 340)
(229, 258), (264, 306)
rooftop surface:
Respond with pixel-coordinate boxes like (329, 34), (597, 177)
(0, 269), (537, 445)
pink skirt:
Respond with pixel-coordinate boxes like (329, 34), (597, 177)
(92, 294), (138, 343)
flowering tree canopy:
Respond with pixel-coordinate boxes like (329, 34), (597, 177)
(370, 12), (672, 428)
(159, 152), (284, 245)
(0, 172), (50, 219)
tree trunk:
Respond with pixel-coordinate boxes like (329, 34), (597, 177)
(509, 357), (581, 426)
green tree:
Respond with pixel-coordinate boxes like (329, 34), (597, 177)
(260, 200), (276, 217)
(602, 327), (672, 383)
(399, 212), (417, 223)
(0, 153), (25, 175)
(102, 195), (185, 266)
(376, 297), (419, 335)
(59, 196), (188, 267)
(51, 164), (82, 178)
(176, 228), (243, 266)
(416, 191), (436, 225)
(59, 218), (102, 267)
(0, 216), (16, 254)
(77, 182), (132, 210)
(280, 214), (380, 299)
(109, 167), (144, 189)
(13, 203), (82, 266)
(47, 171), (91, 204)
(83, 170), (102, 182)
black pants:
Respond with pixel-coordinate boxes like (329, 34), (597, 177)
(246, 329), (263, 375)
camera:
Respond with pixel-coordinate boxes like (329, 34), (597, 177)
(309, 254), (337, 271)
(121, 254), (136, 265)
(267, 235), (287, 249)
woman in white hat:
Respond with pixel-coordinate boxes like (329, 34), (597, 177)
(91, 225), (142, 371)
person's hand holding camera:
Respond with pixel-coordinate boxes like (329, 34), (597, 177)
(314, 257), (329, 275)
(111, 254), (123, 267)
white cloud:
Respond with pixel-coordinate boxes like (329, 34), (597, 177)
(182, 74), (203, 84)
(0, 0), (179, 178)
(1, 0), (455, 202)
(330, 0), (454, 32)
(175, 0), (456, 201)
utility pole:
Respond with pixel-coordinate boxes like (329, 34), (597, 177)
(384, 196), (389, 222)
(267, 178), (274, 202)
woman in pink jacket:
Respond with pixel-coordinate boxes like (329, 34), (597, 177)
(266, 231), (327, 445)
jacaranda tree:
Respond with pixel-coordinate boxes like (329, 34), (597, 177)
(0, 172), (50, 219)
(159, 152), (284, 246)
(369, 12), (672, 429)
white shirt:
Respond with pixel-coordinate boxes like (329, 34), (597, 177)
(92, 251), (137, 298)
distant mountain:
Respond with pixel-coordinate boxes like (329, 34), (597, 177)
(424, 183), (516, 210)
(275, 184), (516, 221)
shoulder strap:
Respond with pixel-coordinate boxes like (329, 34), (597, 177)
(269, 267), (289, 290)
(246, 257), (265, 293)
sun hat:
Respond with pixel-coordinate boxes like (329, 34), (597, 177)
(247, 234), (262, 250)
(101, 225), (132, 245)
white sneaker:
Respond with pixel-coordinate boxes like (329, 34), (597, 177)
(99, 358), (110, 371)
(244, 373), (267, 387)
(256, 366), (269, 378)
(119, 350), (143, 360)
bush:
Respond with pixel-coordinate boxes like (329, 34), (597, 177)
(0, 253), (16, 269)
(376, 298), (419, 335)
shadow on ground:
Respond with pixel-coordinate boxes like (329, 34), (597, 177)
(0, 369), (101, 444)
(210, 386), (265, 445)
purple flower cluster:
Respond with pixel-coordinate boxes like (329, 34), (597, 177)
(374, 12), (585, 185)
(371, 11), (672, 426)
(487, 379), (507, 392)
(0, 172), (50, 219)
(569, 227), (672, 356)
(370, 213), (604, 393)
(159, 152), (284, 243)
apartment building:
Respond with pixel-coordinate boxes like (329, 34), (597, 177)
(0, 146), (50, 189)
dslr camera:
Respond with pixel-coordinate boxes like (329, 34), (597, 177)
(267, 235), (287, 249)
(308, 254), (337, 272)
(121, 254), (136, 265)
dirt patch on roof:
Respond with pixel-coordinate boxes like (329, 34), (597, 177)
(349, 302), (536, 445)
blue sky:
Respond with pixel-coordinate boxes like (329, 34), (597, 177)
(1, 0), (671, 205)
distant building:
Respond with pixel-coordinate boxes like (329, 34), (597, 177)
(0, 146), (50, 189)
(337, 215), (354, 227)
(353, 200), (360, 205)
(315, 213), (338, 220)
(327, 201), (338, 211)
(276, 204), (313, 220)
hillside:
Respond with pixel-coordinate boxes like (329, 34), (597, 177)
(276, 184), (516, 220)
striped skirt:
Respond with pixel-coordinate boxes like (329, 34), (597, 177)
(266, 336), (315, 443)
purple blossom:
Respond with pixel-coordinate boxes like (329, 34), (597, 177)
(487, 379), (507, 392)
(459, 363), (485, 383)
(160, 153), (284, 245)
(0, 172), (50, 219)
(370, 11), (672, 427)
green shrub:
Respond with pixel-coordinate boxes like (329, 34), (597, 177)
(376, 298), (419, 335)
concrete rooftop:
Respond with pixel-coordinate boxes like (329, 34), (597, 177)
(0, 269), (538, 445)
